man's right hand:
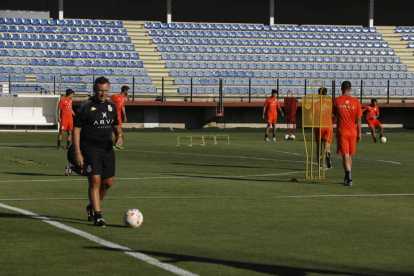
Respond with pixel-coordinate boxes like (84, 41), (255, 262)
(75, 153), (84, 170)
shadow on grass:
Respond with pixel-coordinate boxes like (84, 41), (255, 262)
(277, 167), (306, 171)
(3, 172), (65, 177)
(163, 173), (333, 185)
(84, 246), (381, 276)
(0, 212), (85, 223)
(172, 162), (264, 169)
(0, 145), (55, 149)
(163, 173), (285, 183)
(0, 212), (126, 228)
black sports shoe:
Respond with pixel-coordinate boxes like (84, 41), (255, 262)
(326, 152), (332, 169)
(343, 178), (353, 186)
(374, 138), (377, 143)
(94, 218), (106, 227)
(86, 204), (95, 222)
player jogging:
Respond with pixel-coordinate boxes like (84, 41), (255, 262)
(110, 86), (129, 149)
(263, 89), (284, 141)
(314, 87), (334, 169)
(362, 99), (383, 143)
(333, 81), (362, 186)
(72, 77), (124, 227)
(57, 89), (75, 150)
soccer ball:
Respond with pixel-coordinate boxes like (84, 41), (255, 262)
(289, 134), (296, 140)
(284, 134), (290, 140)
(123, 209), (143, 228)
(380, 137), (387, 143)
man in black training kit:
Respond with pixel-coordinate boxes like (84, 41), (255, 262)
(72, 77), (124, 227)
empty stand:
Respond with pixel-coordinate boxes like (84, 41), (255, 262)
(0, 17), (156, 96)
(144, 22), (414, 98)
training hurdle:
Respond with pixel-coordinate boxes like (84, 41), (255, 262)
(176, 134), (230, 146)
(302, 80), (332, 179)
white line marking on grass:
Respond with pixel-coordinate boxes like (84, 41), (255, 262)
(270, 194), (414, 199)
(350, 157), (401, 165)
(2, 194), (414, 202)
(124, 149), (402, 166)
(0, 196), (253, 201)
(0, 203), (199, 276)
(124, 149), (307, 163)
(221, 145), (302, 156)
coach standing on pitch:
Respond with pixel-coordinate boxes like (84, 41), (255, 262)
(72, 77), (124, 227)
(333, 81), (362, 186)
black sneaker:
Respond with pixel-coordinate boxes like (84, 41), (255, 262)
(374, 138), (377, 143)
(94, 218), (106, 227)
(343, 178), (353, 186)
(326, 153), (332, 169)
(86, 204), (95, 222)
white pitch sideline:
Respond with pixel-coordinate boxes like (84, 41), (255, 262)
(0, 203), (199, 276)
(1, 194), (414, 202)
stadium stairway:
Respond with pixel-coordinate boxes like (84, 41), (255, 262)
(123, 20), (177, 95)
(377, 26), (414, 71)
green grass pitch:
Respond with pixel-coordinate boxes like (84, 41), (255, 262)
(0, 129), (413, 276)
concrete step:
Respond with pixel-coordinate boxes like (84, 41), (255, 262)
(392, 46), (411, 50)
(147, 72), (171, 77)
(128, 33), (149, 37)
(141, 61), (164, 66)
(133, 48), (156, 53)
(131, 43), (154, 47)
(388, 41), (409, 45)
(153, 80), (174, 85)
(145, 64), (167, 68)
(395, 52), (414, 57)
(138, 50), (158, 55)
(397, 56), (414, 60)
(147, 70), (170, 75)
(140, 59), (162, 64)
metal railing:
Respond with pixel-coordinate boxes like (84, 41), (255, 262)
(1, 75), (412, 104)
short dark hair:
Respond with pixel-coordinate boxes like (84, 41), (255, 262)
(93, 76), (110, 92)
(341, 81), (352, 93)
(66, 89), (74, 96)
(121, 86), (130, 92)
(271, 89), (278, 95)
(318, 87), (327, 95)
(371, 98), (377, 103)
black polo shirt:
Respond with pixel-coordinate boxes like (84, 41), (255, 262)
(74, 96), (119, 150)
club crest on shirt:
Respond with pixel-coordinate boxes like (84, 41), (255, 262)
(108, 105), (113, 112)
(90, 107), (97, 111)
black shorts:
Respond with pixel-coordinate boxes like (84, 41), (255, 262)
(81, 147), (115, 178)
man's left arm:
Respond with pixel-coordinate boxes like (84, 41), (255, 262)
(278, 105), (284, 117)
(356, 117), (362, 143)
(356, 102), (362, 142)
(122, 106), (127, 123)
(112, 106), (123, 147)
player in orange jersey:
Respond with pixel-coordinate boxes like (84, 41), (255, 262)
(333, 81), (362, 186)
(362, 99), (383, 143)
(263, 89), (284, 141)
(110, 86), (129, 148)
(57, 89), (75, 150)
(314, 87), (334, 169)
